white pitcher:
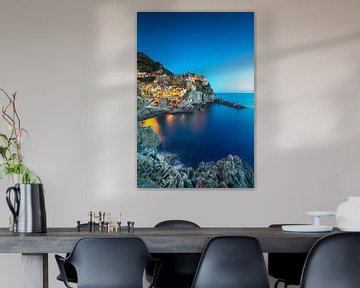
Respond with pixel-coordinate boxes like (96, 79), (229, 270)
(336, 196), (360, 231)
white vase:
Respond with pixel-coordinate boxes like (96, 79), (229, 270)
(9, 173), (22, 185)
(336, 197), (360, 231)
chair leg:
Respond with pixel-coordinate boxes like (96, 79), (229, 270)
(274, 280), (289, 288)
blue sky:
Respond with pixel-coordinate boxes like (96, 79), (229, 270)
(137, 12), (254, 93)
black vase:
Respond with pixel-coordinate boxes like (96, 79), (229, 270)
(6, 183), (47, 233)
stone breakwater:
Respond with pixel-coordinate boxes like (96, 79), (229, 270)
(137, 125), (254, 188)
(213, 98), (246, 109)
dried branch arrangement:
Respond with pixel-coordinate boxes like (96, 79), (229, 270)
(0, 88), (40, 183)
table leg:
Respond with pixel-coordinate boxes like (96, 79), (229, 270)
(22, 253), (48, 288)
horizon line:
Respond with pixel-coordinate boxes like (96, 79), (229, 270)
(215, 91), (254, 94)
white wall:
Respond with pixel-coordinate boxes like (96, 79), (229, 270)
(0, 0), (360, 287)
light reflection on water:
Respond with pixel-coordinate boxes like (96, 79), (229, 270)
(141, 118), (161, 135)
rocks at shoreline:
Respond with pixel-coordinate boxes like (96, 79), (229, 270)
(137, 149), (254, 188)
(137, 123), (161, 150)
(137, 148), (195, 188)
(137, 95), (248, 121)
(194, 155), (254, 188)
(137, 125), (254, 188)
(137, 102), (196, 121)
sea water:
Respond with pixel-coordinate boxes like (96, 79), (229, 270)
(144, 92), (254, 170)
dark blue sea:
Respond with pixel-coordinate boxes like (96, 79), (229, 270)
(142, 93), (254, 170)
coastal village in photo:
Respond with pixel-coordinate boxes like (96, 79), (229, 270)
(137, 52), (216, 120)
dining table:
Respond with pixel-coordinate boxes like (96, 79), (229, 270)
(0, 226), (339, 288)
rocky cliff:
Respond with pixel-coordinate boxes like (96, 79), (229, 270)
(137, 125), (254, 188)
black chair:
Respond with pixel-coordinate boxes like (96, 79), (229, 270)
(300, 232), (360, 288)
(56, 223), (99, 284)
(56, 262), (77, 284)
(191, 236), (270, 288)
(268, 224), (308, 288)
(55, 237), (160, 288)
(146, 220), (201, 288)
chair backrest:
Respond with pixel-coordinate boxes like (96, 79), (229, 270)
(155, 220), (200, 228)
(268, 224), (308, 285)
(300, 232), (360, 288)
(67, 237), (154, 288)
(191, 236), (270, 288)
(150, 220), (201, 286)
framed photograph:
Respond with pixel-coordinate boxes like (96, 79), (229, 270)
(137, 12), (254, 188)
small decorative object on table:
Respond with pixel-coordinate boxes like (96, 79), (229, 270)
(80, 211), (122, 232)
(0, 88), (46, 233)
(282, 211), (335, 232)
(336, 196), (360, 231)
